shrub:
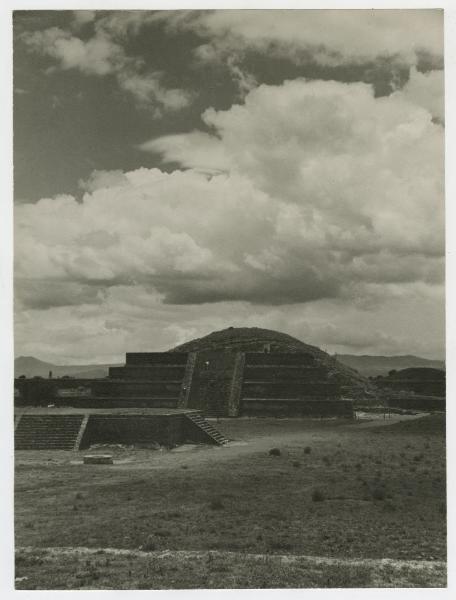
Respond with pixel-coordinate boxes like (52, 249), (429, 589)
(267, 539), (294, 551)
(209, 498), (224, 510)
(269, 448), (281, 456)
(383, 500), (397, 512)
(311, 489), (325, 502)
(292, 460), (301, 468)
(371, 487), (386, 501)
(303, 446), (312, 454)
(140, 535), (158, 551)
(154, 529), (171, 537)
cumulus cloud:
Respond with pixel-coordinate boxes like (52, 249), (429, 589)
(16, 78), (444, 310)
(79, 170), (130, 193)
(68, 10), (442, 98)
(394, 67), (444, 123)
(116, 71), (193, 113)
(139, 131), (231, 173)
(21, 25), (192, 113)
(159, 9), (443, 68)
(22, 27), (125, 76)
(72, 10), (97, 28)
(144, 78), (444, 257)
(15, 76), (444, 360)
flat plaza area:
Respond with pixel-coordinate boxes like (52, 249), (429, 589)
(15, 413), (446, 589)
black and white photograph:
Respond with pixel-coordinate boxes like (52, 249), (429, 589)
(4, 1), (452, 592)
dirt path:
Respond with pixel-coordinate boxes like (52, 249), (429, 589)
(348, 412), (429, 429)
(15, 546), (447, 589)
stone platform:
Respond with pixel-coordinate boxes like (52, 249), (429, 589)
(14, 407), (229, 451)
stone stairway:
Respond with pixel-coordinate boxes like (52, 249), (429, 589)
(202, 397), (227, 419)
(185, 413), (230, 445)
(15, 414), (85, 450)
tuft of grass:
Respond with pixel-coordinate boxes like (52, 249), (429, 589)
(371, 486), (386, 501)
(303, 446), (312, 454)
(266, 539), (294, 551)
(383, 500), (397, 512)
(311, 489), (325, 502)
(209, 498), (224, 511)
(269, 448), (281, 456)
(292, 461), (301, 468)
(140, 535), (158, 551)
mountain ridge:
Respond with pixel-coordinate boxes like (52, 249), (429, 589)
(336, 354), (445, 377)
(15, 350), (445, 379)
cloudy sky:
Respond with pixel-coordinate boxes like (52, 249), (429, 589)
(13, 8), (445, 363)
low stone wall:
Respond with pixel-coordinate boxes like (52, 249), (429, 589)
(386, 396), (445, 412)
(14, 378), (181, 407)
(243, 365), (328, 381)
(55, 397), (179, 409)
(126, 352), (188, 365)
(15, 378), (99, 406)
(377, 380), (445, 397)
(80, 414), (185, 449)
(89, 381), (181, 397)
(241, 398), (354, 417)
(242, 381), (340, 398)
(109, 365), (186, 379)
(244, 353), (315, 366)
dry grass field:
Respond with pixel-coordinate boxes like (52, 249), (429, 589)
(15, 413), (446, 589)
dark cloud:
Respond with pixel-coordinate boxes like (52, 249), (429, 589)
(155, 269), (341, 306)
(15, 279), (105, 310)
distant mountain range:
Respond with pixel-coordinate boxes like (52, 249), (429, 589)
(336, 354), (445, 378)
(14, 356), (120, 379)
(15, 353), (445, 380)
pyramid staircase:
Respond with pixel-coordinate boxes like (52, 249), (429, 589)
(201, 402), (227, 419)
(185, 412), (230, 445)
(15, 414), (85, 450)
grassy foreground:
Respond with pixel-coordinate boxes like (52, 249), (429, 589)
(15, 414), (446, 588)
